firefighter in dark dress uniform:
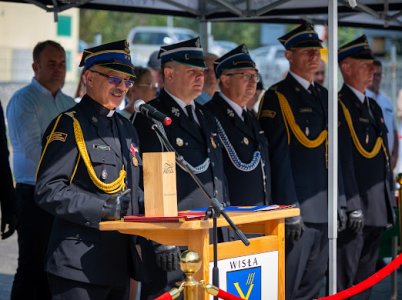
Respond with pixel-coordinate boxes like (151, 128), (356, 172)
(337, 35), (395, 300)
(205, 44), (271, 206)
(134, 37), (229, 299)
(258, 23), (346, 300)
(35, 41), (143, 300)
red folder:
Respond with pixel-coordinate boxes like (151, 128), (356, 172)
(124, 211), (206, 223)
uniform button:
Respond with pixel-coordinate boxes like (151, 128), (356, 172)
(214, 176), (218, 181)
(207, 148), (211, 153)
(215, 190), (219, 195)
(85, 221), (91, 226)
(211, 162), (215, 167)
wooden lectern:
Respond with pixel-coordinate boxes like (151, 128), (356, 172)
(100, 208), (299, 300)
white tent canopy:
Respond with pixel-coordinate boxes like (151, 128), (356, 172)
(2, 0), (402, 29)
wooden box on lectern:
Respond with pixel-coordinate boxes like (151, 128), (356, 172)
(143, 152), (178, 217)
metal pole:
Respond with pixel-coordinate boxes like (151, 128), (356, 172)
(328, 0), (339, 295)
(391, 45), (397, 119)
(391, 236), (398, 300)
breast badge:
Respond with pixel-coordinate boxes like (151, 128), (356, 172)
(101, 169), (108, 180)
(176, 137), (184, 147)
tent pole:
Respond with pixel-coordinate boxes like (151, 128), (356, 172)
(328, 0), (339, 295)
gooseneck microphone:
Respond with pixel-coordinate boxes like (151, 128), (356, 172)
(134, 100), (172, 126)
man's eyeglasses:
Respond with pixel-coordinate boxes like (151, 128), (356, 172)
(224, 72), (260, 82)
(136, 82), (159, 90)
(90, 70), (134, 88)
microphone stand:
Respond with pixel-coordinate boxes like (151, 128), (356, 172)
(150, 123), (250, 296)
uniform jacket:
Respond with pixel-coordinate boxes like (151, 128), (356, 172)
(338, 84), (395, 226)
(205, 92), (271, 206)
(35, 95), (143, 285)
(259, 73), (345, 223)
(134, 89), (228, 210)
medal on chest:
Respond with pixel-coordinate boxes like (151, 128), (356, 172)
(130, 144), (139, 167)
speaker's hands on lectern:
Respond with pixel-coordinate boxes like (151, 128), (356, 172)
(101, 189), (131, 221)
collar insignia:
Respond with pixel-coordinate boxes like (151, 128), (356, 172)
(171, 107), (180, 117)
(227, 108), (235, 118)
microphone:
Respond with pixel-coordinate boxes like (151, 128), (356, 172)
(134, 100), (172, 126)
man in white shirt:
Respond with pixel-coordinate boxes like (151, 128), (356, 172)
(6, 40), (74, 300)
(366, 59), (399, 170)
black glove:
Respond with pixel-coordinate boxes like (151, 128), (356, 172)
(154, 244), (181, 272)
(338, 208), (347, 232)
(348, 209), (364, 233)
(101, 189), (131, 221)
(285, 216), (305, 242)
(1, 213), (17, 240)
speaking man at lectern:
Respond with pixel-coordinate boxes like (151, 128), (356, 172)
(35, 40), (143, 300)
(134, 37), (229, 299)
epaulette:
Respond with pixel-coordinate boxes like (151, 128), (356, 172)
(64, 111), (76, 118)
(269, 85), (278, 92)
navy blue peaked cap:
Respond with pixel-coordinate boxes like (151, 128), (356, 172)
(278, 23), (323, 50)
(158, 37), (206, 68)
(79, 40), (135, 78)
(338, 35), (375, 62)
(214, 44), (256, 78)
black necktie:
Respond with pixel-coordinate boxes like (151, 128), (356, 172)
(363, 97), (373, 118)
(242, 109), (249, 126)
(110, 115), (122, 155)
(242, 109), (254, 133)
(308, 84), (318, 98)
(186, 105), (196, 123)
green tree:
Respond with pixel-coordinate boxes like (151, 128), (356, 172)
(211, 22), (261, 48)
(79, 9), (168, 44)
(338, 27), (363, 46)
(79, 9), (262, 48)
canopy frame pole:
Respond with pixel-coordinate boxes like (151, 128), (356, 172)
(328, 0), (339, 295)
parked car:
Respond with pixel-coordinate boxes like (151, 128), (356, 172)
(127, 26), (197, 66)
(250, 45), (289, 87)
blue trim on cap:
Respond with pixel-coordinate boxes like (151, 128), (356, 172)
(285, 32), (320, 48)
(84, 52), (131, 69)
(215, 53), (255, 78)
(338, 45), (366, 62)
(160, 49), (204, 64)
